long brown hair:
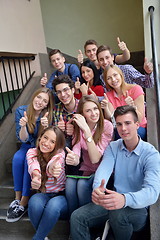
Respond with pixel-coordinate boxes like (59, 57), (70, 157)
(36, 126), (65, 192)
(103, 64), (134, 95)
(26, 87), (54, 134)
(73, 95), (104, 146)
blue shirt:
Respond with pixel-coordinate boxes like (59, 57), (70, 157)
(15, 105), (41, 147)
(46, 63), (80, 90)
(93, 138), (160, 209)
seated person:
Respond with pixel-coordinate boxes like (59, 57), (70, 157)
(101, 64), (147, 140)
(65, 95), (113, 215)
(74, 59), (104, 99)
(40, 49), (80, 90)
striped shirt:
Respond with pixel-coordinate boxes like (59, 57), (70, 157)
(27, 148), (66, 193)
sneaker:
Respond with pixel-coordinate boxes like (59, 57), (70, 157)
(44, 238), (50, 240)
(6, 205), (27, 222)
(7, 199), (20, 216)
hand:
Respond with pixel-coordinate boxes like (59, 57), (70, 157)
(117, 37), (127, 51)
(66, 118), (74, 136)
(77, 49), (84, 64)
(48, 156), (62, 178)
(73, 114), (90, 133)
(19, 111), (28, 127)
(80, 83), (89, 95)
(31, 170), (41, 189)
(75, 77), (81, 90)
(92, 179), (106, 205)
(101, 93), (109, 109)
(40, 73), (48, 87)
(88, 88), (98, 100)
(40, 112), (49, 128)
(58, 114), (66, 132)
(143, 57), (153, 74)
(124, 91), (135, 107)
(65, 147), (80, 166)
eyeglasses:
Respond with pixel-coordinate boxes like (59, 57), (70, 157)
(56, 87), (71, 96)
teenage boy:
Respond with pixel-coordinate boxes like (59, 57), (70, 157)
(70, 105), (160, 240)
(96, 45), (154, 89)
(41, 49), (80, 90)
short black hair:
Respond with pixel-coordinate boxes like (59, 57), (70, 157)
(114, 105), (138, 123)
(49, 49), (63, 60)
(52, 74), (75, 92)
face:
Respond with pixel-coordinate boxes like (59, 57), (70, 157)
(33, 92), (49, 112)
(81, 66), (94, 83)
(106, 68), (122, 90)
(83, 101), (100, 125)
(97, 50), (114, 69)
(55, 83), (75, 106)
(116, 113), (139, 141)
(50, 53), (65, 71)
(85, 44), (98, 61)
(39, 130), (56, 156)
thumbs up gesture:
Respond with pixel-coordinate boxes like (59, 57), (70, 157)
(80, 82), (89, 95)
(58, 114), (66, 132)
(65, 147), (80, 166)
(117, 37), (127, 51)
(40, 73), (48, 87)
(41, 112), (49, 128)
(66, 118), (74, 136)
(143, 57), (153, 74)
(77, 49), (84, 64)
(48, 156), (62, 178)
(75, 77), (81, 90)
(31, 170), (42, 190)
(101, 93), (109, 109)
(124, 91), (135, 107)
(92, 179), (106, 204)
(19, 111), (28, 127)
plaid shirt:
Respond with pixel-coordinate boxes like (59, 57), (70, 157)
(100, 64), (154, 92)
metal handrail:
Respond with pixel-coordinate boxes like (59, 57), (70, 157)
(148, 6), (160, 151)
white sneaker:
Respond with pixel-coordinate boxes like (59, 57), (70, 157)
(44, 237), (50, 240)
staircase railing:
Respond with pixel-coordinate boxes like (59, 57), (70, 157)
(148, 6), (160, 151)
(0, 55), (35, 124)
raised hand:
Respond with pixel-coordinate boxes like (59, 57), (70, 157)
(80, 82), (89, 95)
(58, 114), (65, 132)
(101, 93), (109, 109)
(124, 91), (135, 107)
(73, 114), (89, 132)
(48, 156), (62, 178)
(92, 179), (106, 205)
(31, 170), (41, 190)
(41, 112), (49, 128)
(88, 88), (98, 100)
(117, 37), (127, 51)
(77, 49), (84, 64)
(143, 57), (153, 74)
(75, 77), (81, 90)
(40, 73), (48, 87)
(19, 111), (28, 127)
(65, 147), (80, 166)
(66, 118), (74, 136)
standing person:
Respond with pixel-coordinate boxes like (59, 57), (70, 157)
(40, 49), (80, 90)
(70, 105), (160, 240)
(101, 64), (147, 140)
(96, 45), (154, 89)
(74, 59), (104, 99)
(65, 95), (113, 215)
(6, 88), (53, 222)
(27, 126), (68, 240)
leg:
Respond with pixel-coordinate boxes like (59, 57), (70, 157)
(65, 177), (79, 215)
(71, 202), (109, 240)
(109, 207), (148, 240)
(77, 175), (94, 206)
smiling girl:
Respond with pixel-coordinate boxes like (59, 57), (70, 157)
(6, 88), (53, 222)
(65, 95), (113, 214)
(26, 126), (68, 240)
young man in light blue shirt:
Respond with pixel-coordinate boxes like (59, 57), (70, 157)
(70, 105), (160, 240)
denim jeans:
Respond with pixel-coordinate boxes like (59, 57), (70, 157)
(28, 192), (68, 240)
(70, 202), (148, 240)
(65, 175), (94, 215)
(12, 143), (31, 196)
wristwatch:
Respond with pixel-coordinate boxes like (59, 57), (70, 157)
(86, 136), (92, 143)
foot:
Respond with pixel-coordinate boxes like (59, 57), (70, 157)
(6, 205), (27, 222)
(6, 199), (20, 217)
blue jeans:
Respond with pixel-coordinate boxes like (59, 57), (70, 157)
(12, 143), (31, 196)
(70, 202), (148, 240)
(28, 192), (68, 240)
(65, 175), (94, 215)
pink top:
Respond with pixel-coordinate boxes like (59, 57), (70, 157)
(106, 85), (147, 128)
(74, 85), (104, 99)
(27, 148), (66, 193)
(72, 119), (113, 176)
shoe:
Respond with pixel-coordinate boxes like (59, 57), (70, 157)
(44, 237), (50, 240)
(6, 205), (27, 222)
(7, 199), (20, 216)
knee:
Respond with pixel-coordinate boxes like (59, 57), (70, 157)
(109, 209), (126, 227)
(70, 208), (85, 226)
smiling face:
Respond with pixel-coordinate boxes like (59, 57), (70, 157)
(97, 50), (114, 69)
(85, 44), (98, 62)
(50, 53), (65, 72)
(82, 101), (100, 126)
(39, 129), (56, 156)
(81, 66), (94, 83)
(32, 92), (49, 112)
(55, 83), (75, 106)
(105, 67), (122, 90)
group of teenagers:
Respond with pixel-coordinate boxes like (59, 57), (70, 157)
(5, 38), (160, 240)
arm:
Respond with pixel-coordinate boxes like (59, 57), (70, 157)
(46, 72), (56, 90)
(26, 148), (41, 176)
(15, 107), (29, 142)
(101, 93), (115, 120)
(47, 151), (65, 178)
(115, 37), (130, 64)
(68, 64), (81, 82)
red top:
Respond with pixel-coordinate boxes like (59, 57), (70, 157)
(74, 85), (104, 99)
